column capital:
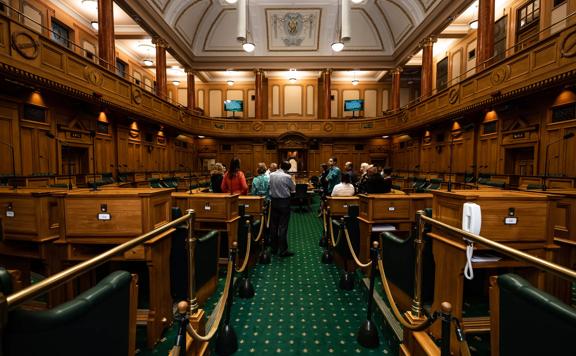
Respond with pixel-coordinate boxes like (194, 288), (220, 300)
(185, 67), (195, 74)
(152, 37), (169, 48)
(420, 36), (437, 48)
(254, 68), (263, 75)
(391, 67), (403, 75)
(324, 68), (333, 75)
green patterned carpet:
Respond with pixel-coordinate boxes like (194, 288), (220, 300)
(139, 200), (395, 355)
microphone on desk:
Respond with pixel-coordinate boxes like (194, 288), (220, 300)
(179, 164), (193, 193)
(89, 130), (99, 191)
(0, 139), (17, 189)
(45, 132), (73, 190)
(543, 132), (574, 191)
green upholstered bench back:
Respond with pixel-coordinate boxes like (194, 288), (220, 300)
(498, 273), (576, 356)
(3, 270), (133, 356)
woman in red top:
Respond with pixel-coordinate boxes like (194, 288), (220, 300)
(221, 157), (248, 195)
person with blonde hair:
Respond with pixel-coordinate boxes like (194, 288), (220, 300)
(210, 163), (224, 193)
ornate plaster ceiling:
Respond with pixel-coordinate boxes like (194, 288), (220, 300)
(58, 0), (524, 82)
(115, 0), (473, 70)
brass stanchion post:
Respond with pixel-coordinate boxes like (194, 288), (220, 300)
(440, 302), (453, 356)
(186, 209), (199, 314)
(410, 210), (426, 320)
(215, 242), (238, 355)
(357, 241), (380, 348)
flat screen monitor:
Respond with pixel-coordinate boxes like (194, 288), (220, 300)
(344, 99), (364, 111)
(224, 100), (243, 112)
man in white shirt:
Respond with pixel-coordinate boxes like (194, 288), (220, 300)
(268, 161), (296, 257)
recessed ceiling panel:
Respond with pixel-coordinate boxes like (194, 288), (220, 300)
(343, 10), (384, 52)
(266, 9), (321, 51)
(377, 0), (414, 45)
(174, 0), (212, 47)
(203, 10), (244, 52)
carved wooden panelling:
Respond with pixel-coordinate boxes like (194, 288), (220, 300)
(476, 72), (494, 93)
(67, 57), (88, 81)
(100, 72), (118, 94)
(118, 82), (131, 99)
(508, 55), (530, 80)
(0, 19), (8, 54)
(461, 81), (475, 98)
(41, 43), (65, 71)
(531, 42), (557, 70)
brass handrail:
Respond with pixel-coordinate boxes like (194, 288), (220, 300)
(6, 210), (194, 309)
(418, 212), (576, 282)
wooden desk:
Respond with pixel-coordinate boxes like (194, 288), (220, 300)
(429, 190), (559, 355)
(239, 195), (265, 217)
(53, 188), (173, 348)
(357, 193), (433, 271)
(172, 193), (240, 262)
(327, 196), (360, 217)
(518, 189), (576, 303)
(0, 188), (67, 289)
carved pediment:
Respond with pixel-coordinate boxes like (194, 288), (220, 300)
(277, 132), (308, 149)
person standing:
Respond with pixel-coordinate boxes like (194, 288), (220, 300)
(221, 158), (248, 195)
(344, 161), (358, 186)
(326, 156), (341, 195)
(268, 161), (295, 257)
(210, 163), (224, 193)
(382, 167), (393, 193)
(251, 165), (270, 200)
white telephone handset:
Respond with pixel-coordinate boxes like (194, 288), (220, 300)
(462, 202), (481, 280)
(462, 202), (481, 235)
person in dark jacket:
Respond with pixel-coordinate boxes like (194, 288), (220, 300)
(358, 165), (389, 194)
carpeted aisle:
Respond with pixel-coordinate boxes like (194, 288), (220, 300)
(206, 201), (393, 355)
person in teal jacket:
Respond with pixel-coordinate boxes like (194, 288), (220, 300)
(326, 156), (341, 195)
(251, 165), (270, 200)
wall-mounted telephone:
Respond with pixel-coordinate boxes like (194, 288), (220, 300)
(462, 202), (481, 280)
(462, 202), (481, 235)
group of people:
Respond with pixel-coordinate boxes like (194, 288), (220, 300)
(318, 158), (393, 197)
(207, 157), (394, 260)
(209, 158), (295, 258)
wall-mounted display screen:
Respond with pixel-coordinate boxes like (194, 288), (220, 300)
(344, 99), (364, 111)
(224, 100), (243, 112)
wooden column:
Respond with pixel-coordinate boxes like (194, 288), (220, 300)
(323, 69), (332, 120)
(153, 38), (167, 99)
(97, 0), (115, 71)
(186, 69), (196, 110)
(255, 69), (263, 119)
(420, 37), (436, 99)
(477, 0), (495, 67)
(391, 67), (402, 111)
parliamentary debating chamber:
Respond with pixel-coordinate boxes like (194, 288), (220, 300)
(1, 0), (576, 354)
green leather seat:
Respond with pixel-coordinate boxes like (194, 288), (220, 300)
(498, 273), (576, 356)
(0, 267), (13, 295)
(379, 208), (435, 304)
(3, 270), (133, 356)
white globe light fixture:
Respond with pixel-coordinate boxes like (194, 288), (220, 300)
(331, 41), (344, 52)
(242, 42), (255, 53)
